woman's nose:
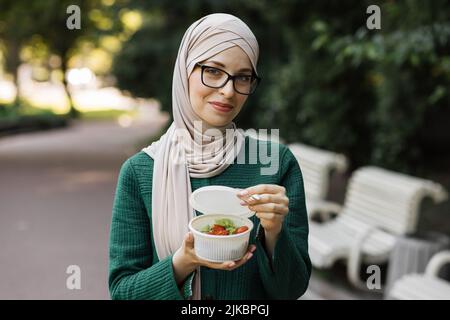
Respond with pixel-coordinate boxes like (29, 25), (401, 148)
(219, 79), (235, 98)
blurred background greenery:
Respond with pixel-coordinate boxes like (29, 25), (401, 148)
(0, 0), (449, 173)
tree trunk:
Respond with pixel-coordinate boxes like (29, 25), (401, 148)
(61, 57), (80, 118)
(4, 39), (21, 109)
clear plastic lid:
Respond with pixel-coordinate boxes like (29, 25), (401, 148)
(189, 185), (255, 218)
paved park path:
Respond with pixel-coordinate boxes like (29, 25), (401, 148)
(0, 111), (167, 299)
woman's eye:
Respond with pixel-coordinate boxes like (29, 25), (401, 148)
(205, 68), (221, 75)
(237, 75), (252, 82)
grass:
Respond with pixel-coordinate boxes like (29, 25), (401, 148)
(80, 108), (137, 121)
(0, 102), (69, 136)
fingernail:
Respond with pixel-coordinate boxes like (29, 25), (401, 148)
(250, 246), (256, 253)
(251, 194), (261, 201)
(239, 190), (248, 196)
(247, 253), (253, 260)
(240, 201), (247, 206)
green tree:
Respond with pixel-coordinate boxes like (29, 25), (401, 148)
(0, 1), (41, 107)
(0, 0), (124, 117)
(32, 0), (102, 118)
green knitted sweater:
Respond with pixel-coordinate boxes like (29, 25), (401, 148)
(108, 136), (311, 300)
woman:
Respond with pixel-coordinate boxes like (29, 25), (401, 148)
(109, 13), (311, 300)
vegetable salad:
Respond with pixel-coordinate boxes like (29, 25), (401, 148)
(200, 218), (249, 236)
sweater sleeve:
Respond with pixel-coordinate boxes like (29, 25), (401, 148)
(108, 158), (193, 300)
(255, 146), (312, 299)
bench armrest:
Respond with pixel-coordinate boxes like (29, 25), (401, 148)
(347, 226), (377, 290)
(425, 250), (450, 277)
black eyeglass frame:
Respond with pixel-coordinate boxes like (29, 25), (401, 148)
(195, 63), (261, 95)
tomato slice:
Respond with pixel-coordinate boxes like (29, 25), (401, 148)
(211, 224), (226, 232)
(209, 229), (229, 236)
(234, 226), (249, 234)
(215, 229), (229, 236)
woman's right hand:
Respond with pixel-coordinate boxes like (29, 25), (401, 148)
(172, 232), (256, 286)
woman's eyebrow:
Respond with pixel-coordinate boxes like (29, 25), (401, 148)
(206, 60), (252, 73)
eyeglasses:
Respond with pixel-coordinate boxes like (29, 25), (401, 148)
(195, 63), (261, 95)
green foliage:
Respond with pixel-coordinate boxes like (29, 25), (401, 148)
(0, 101), (68, 136)
(328, 19), (450, 171)
(259, 0), (450, 172)
(110, 0), (450, 173)
(112, 24), (181, 113)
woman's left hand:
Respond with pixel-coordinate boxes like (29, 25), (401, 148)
(237, 184), (289, 236)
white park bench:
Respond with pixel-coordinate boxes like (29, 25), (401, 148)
(244, 133), (348, 220)
(288, 143), (348, 220)
(388, 250), (450, 299)
(308, 166), (448, 290)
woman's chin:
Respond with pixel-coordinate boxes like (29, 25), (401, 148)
(203, 116), (233, 128)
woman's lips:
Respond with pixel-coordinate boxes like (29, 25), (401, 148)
(209, 102), (233, 113)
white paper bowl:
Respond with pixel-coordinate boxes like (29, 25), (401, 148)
(188, 214), (254, 263)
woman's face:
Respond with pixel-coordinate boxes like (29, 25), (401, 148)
(189, 46), (253, 128)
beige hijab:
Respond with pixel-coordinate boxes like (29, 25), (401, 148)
(142, 13), (259, 299)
